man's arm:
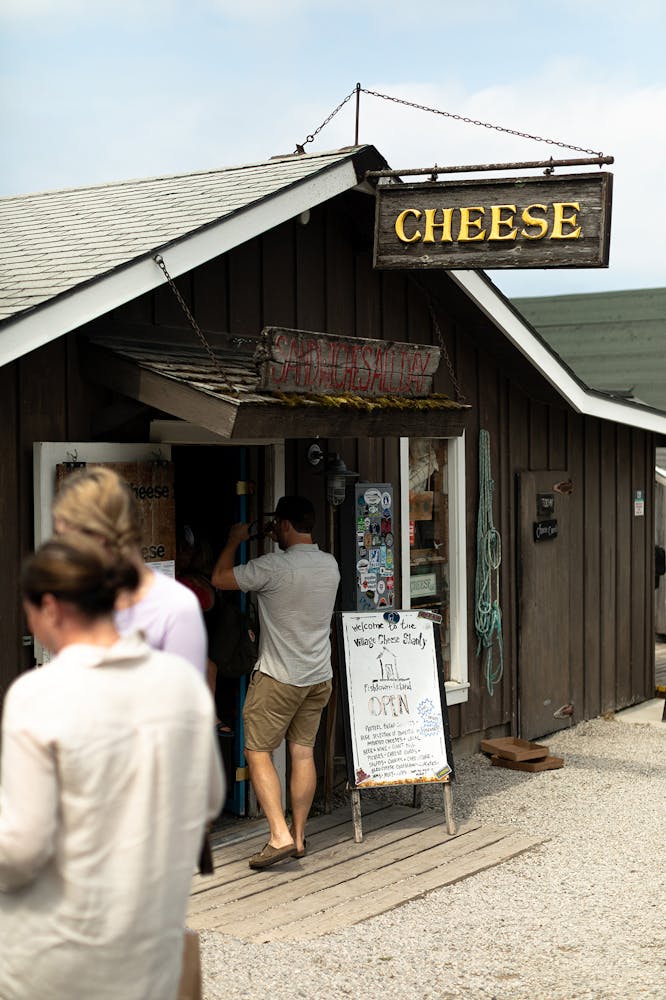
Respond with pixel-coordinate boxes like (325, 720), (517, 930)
(211, 522), (250, 590)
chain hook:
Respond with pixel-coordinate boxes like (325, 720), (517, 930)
(152, 254), (238, 395)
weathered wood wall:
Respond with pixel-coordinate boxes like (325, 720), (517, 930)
(0, 188), (655, 742)
(0, 335), (94, 703)
(106, 189), (655, 737)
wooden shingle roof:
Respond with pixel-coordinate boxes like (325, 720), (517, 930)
(82, 330), (469, 440)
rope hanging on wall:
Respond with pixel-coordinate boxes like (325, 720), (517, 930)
(474, 429), (504, 696)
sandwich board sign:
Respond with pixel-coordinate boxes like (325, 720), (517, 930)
(338, 609), (455, 840)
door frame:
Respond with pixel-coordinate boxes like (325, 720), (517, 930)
(34, 431), (286, 817)
(150, 423), (286, 816)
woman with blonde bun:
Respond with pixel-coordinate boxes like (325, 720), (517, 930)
(52, 466), (207, 676)
(0, 535), (224, 1000)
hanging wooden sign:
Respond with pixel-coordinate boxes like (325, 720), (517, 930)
(374, 172), (612, 270)
(255, 328), (440, 398)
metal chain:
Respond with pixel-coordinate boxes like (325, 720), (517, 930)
(429, 302), (467, 404)
(294, 87), (357, 153)
(295, 85), (603, 158)
(152, 255), (238, 395)
(360, 87), (603, 157)
(410, 276), (467, 403)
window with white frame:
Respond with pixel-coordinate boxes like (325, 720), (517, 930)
(400, 435), (469, 705)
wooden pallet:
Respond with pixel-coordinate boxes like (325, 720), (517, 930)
(491, 754), (564, 772)
(480, 736), (550, 761)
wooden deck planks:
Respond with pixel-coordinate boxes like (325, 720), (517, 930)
(214, 823), (497, 940)
(188, 804), (543, 940)
(259, 832), (543, 942)
(189, 805), (422, 910)
(190, 817), (481, 930)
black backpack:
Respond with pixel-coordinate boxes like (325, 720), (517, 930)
(209, 595), (260, 678)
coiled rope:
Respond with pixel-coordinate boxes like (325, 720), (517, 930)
(474, 429), (504, 695)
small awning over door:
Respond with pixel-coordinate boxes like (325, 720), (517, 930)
(82, 331), (470, 440)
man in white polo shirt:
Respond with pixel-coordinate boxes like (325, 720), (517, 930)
(212, 496), (340, 870)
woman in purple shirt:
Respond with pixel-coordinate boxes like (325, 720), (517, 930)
(52, 466), (207, 677)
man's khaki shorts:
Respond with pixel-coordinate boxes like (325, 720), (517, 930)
(243, 670), (332, 752)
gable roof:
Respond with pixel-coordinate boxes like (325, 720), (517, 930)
(448, 271), (666, 434)
(1, 146), (666, 436)
(512, 287), (666, 411)
(0, 145), (384, 365)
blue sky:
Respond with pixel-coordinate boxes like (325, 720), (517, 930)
(1, 0), (665, 297)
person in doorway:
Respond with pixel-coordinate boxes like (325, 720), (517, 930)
(0, 535), (224, 1000)
(212, 495), (340, 869)
(52, 466), (207, 677)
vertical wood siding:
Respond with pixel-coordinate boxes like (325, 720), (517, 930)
(0, 337), (93, 702)
(0, 191), (656, 736)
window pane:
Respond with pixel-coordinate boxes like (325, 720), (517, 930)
(409, 439), (450, 680)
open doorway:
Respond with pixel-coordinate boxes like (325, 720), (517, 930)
(172, 444), (272, 818)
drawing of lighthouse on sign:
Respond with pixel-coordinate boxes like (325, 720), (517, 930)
(374, 647), (404, 683)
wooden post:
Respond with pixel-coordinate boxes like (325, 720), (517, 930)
(443, 782), (456, 835)
(323, 504), (338, 813)
(323, 667), (338, 813)
(350, 788), (363, 842)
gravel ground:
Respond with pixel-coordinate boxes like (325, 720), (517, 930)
(200, 717), (666, 999)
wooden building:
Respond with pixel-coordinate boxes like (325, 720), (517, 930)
(1, 146), (664, 808)
(514, 288), (666, 656)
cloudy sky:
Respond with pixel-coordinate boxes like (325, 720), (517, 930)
(1, 0), (664, 297)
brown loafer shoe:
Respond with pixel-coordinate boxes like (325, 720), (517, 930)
(288, 826), (307, 859)
(292, 839), (307, 859)
(248, 841), (296, 870)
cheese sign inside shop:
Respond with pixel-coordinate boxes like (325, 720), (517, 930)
(55, 460), (176, 572)
(374, 172), (613, 270)
(339, 610), (454, 789)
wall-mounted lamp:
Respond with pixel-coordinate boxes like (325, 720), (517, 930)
(307, 443), (359, 507)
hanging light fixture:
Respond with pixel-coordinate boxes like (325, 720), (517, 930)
(325, 453), (359, 507)
(306, 443), (359, 507)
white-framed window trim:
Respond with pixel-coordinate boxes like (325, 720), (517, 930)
(400, 434), (469, 705)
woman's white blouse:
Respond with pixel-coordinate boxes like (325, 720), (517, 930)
(0, 634), (224, 1000)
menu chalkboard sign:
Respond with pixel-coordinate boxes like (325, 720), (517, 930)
(339, 609), (454, 787)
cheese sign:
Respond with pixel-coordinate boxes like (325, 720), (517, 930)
(374, 172), (612, 270)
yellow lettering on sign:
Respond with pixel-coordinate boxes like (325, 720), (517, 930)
(423, 207), (454, 243)
(520, 204), (549, 240)
(488, 205), (517, 241)
(551, 202), (582, 239)
(392, 200), (587, 245)
(395, 209), (422, 243)
(458, 207), (486, 242)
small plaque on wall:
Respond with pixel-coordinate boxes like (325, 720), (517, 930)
(536, 492), (556, 517)
(534, 519), (558, 542)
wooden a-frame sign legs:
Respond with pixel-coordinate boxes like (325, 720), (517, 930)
(349, 782), (456, 843)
